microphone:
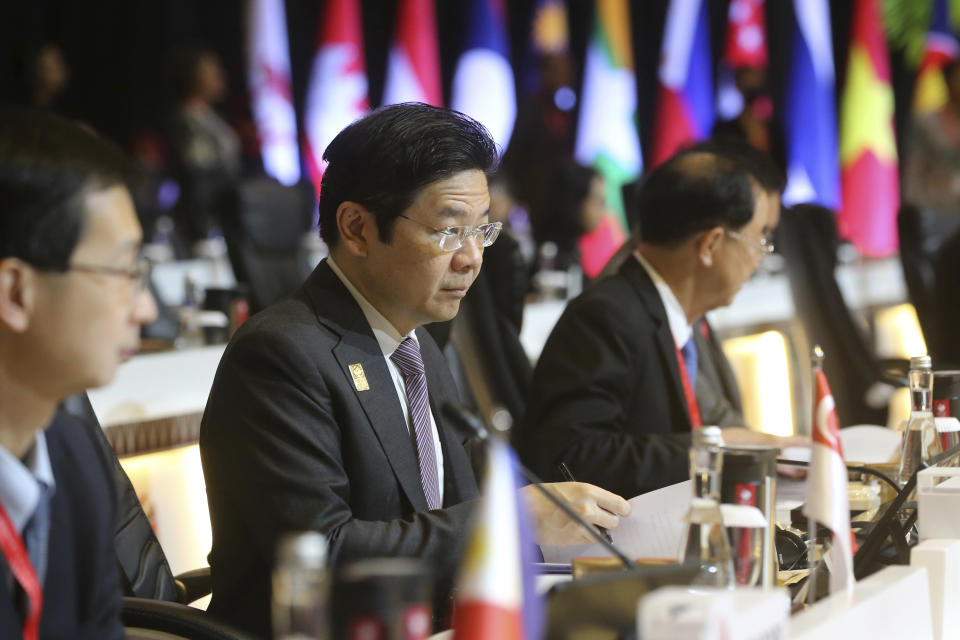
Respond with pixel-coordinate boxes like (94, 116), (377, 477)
(441, 401), (639, 572)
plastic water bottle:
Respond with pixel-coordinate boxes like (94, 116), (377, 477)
(272, 532), (329, 640)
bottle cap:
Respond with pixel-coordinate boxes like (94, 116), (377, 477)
(910, 355), (932, 370)
(694, 425), (724, 448)
(276, 531), (327, 568)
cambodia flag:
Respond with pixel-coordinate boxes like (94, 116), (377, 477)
(245, 0), (300, 185)
(452, 439), (543, 640)
(839, 0), (899, 257)
(451, 0), (516, 152)
(382, 0), (443, 106)
(803, 368), (855, 598)
(913, 0), (960, 115)
(782, 0), (839, 209)
(651, 0), (715, 167)
(302, 0), (368, 196)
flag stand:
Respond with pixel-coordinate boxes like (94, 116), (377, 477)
(806, 345), (825, 605)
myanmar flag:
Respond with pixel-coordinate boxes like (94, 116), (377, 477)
(574, 0), (642, 278)
(839, 0), (899, 257)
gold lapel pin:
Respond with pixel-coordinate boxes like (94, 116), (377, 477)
(349, 363), (370, 391)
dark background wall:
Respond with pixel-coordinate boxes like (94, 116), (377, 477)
(0, 0), (916, 168)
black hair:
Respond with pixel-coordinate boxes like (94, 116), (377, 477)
(695, 136), (786, 193)
(318, 102), (499, 247)
(0, 108), (134, 271)
(539, 161), (599, 247)
(633, 148), (757, 247)
(167, 44), (216, 102)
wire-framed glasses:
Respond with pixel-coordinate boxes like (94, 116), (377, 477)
(68, 256), (153, 290)
(725, 229), (775, 256)
(398, 215), (502, 252)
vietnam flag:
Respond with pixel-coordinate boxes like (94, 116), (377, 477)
(651, 0), (715, 167)
(382, 0), (443, 106)
(452, 439), (543, 640)
(574, 0), (641, 278)
(912, 0), (960, 115)
(803, 368), (855, 598)
(302, 0), (369, 196)
(838, 0), (899, 257)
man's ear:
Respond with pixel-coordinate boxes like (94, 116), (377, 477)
(0, 258), (35, 333)
(696, 226), (726, 268)
(336, 202), (376, 258)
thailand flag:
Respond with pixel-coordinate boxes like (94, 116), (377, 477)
(452, 438), (543, 640)
(651, 0), (715, 167)
(803, 368), (855, 598)
(382, 0), (443, 106)
(245, 0), (300, 185)
(303, 0), (369, 196)
(451, 0), (516, 152)
(913, 0), (960, 115)
(782, 0), (840, 210)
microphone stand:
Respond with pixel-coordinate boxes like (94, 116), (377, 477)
(441, 402), (640, 572)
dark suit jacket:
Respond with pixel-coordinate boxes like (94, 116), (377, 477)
(516, 257), (692, 498)
(0, 411), (125, 640)
(200, 260), (480, 638)
(694, 319), (745, 429)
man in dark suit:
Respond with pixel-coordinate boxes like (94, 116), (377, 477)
(0, 108), (158, 638)
(517, 145), (802, 498)
(200, 103), (630, 638)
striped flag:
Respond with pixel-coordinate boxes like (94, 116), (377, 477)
(451, 0), (516, 152)
(303, 0), (368, 196)
(245, 0), (300, 185)
(574, 0), (641, 278)
(803, 369), (855, 598)
(651, 0), (715, 167)
(452, 439), (543, 640)
(782, 0), (840, 209)
(913, 0), (960, 115)
(839, 0), (899, 257)
(382, 0), (443, 106)
(717, 0), (768, 120)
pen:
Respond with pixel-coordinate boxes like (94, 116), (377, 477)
(557, 461), (614, 544)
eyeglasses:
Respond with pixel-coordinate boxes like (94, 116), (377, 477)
(398, 215), (502, 252)
(725, 229), (775, 256)
(68, 256), (153, 290)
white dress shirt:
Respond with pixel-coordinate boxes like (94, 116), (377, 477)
(327, 257), (445, 503)
(633, 249), (693, 350)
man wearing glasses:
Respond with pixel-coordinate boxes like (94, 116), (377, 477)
(199, 103), (629, 637)
(516, 144), (801, 499)
(0, 108), (157, 639)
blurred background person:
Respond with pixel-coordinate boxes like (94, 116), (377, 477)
(166, 45), (241, 253)
(12, 42), (70, 112)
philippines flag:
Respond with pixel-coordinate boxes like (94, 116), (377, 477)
(245, 0), (301, 185)
(382, 0), (443, 106)
(913, 0), (960, 115)
(303, 0), (369, 197)
(452, 439), (543, 640)
(803, 368), (855, 598)
(839, 0), (899, 257)
(651, 0), (715, 168)
(451, 0), (516, 152)
(574, 0), (641, 278)
(782, 0), (840, 209)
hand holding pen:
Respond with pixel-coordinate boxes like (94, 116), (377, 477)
(558, 461), (615, 544)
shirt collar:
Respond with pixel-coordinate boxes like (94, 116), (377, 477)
(327, 257), (419, 357)
(0, 430), (55, 534)
(633, 250), (693, 349)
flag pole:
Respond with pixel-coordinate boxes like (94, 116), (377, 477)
(807, 344), (825, 605)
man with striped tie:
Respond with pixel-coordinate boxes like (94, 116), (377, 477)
(199, 103), (629, 637)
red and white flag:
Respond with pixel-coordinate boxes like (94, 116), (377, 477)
(382, 0), (443, 106)
(302, 0), (369, 196)
(803, 369), (855, 597)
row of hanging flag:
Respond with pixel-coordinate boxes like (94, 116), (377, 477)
(245, 0), (960, 263)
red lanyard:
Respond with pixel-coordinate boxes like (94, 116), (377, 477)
(674, 344), (702, 430)
(0, 502), (42, 640)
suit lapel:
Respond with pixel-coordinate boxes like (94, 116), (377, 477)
(620, 257), (692, 431)
(0, 577), (21, 639)
(304, 261), (429, 512)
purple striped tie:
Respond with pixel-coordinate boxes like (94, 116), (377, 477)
(391, 337), (442, 510)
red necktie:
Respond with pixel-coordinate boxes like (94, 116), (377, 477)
(0, 502), (42, 640)
(675, 343), (702, 430)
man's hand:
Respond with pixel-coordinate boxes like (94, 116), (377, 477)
(721, 427), (810, 449)
(520, 482), (631, 546)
